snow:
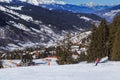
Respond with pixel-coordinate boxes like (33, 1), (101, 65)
(33, 0), (66, 5)
(103, 9), (120, 19)
(26, 0), (39, 5)
(0, 5), (33, 22)
(72, 54), (79, 59)
(41, 25), (54, 34)
(80, 48), (87, 54)
(71, 31), (91, 44)
(9, 21), (31, 31)
(33, 20), (42, 24)
(1, 60), (120, 80)
(0, 4), (91, 50)
(7, 44), (20, 50)
(20, 15), (33, 21)
(78, 15), (100, 25)
(1, 0), (66, 5)
(85, 2), (96, 7)
(73, 25), (84, 31)
(5, 42), (39, 51)
(49, 8), (53, 10)
(2, 60), (17, 68)
(0, 0), (12, 3)
(6, 6), (23, 10)
(31, 27), (41, 33)
(0, 28), (5, 39)
(5, 13), (19, 20)
(99, 56), (108, 63)
(18, 42), (36, 48)
(80, 16), (91, 21)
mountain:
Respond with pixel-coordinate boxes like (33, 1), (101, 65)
(0, 0), (65, 5)
(0, 0), (111, 14)
(95, 4), (120, 22)
(40, 4), (94, 13)
(0, 2), (102, 51)
(40, 4), (112, 14)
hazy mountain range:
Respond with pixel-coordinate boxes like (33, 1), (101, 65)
(0, 0), (120, 51)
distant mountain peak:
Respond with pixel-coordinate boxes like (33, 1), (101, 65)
(25, 0), (66, 5)
(0, 0), (12, 3)
(80, 2), (114, 8)
(79, 2), (98, 7)
(0, 0), (66, 5)
(85, 2), (96, 7)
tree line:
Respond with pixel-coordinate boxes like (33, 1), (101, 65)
(87, 14), (120, 62)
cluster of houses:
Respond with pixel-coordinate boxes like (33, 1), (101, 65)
(0, 43), (87, 67)
(0, 31), (90, 68)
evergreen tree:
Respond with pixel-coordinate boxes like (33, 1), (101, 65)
(56, 32), (73, 65)
(87, 19), (109, 62)
(111, 25), (120, 60)
(108, 15), (120, 59)
(87, 25), (98, 62)
(97, 19), (109, 58)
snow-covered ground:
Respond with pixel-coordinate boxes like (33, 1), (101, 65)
(0, 59), (120, 80)
(103, 9), (120, 20)
(0, 0), (66, 5)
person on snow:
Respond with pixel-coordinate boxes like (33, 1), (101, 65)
(95, 58), (100, 66)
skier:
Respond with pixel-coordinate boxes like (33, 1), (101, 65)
(48, 60), (51, 66)
(95, 58), (100, 66)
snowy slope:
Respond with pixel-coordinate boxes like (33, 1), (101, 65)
(103, 9), (120, 20)
(0, 2), (102, 51)
(0, 0), (12, 3)
(0, 0), (65, 5)
(21, 0), (65, 5)
(0, 61), (120, 80)
(95, 4), (120, 21)
(0, 0), (111, 14)
(70, 31), (91, 44)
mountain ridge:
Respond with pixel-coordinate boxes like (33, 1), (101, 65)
(40, 3), (112, 13)
(0, 0), (66, 5)
(95, 4), (120, 21)
(0, 2), (102, 51)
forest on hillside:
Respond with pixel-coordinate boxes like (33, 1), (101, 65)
(87, 14), (120, 62)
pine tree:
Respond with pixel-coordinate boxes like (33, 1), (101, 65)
(111, 25), (120, 60)
(110, 15), (120, 60)
(56, 32), (73, 65)
(87, 19), (109, 62)
(87, 25), (98, 62)
(108, 15), (120, 60)
(96, 19), (109, 58)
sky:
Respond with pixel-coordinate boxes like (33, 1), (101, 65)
(57, 0), (120, 5)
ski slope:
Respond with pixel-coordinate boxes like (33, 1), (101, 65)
(0, 61), (120, 80)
